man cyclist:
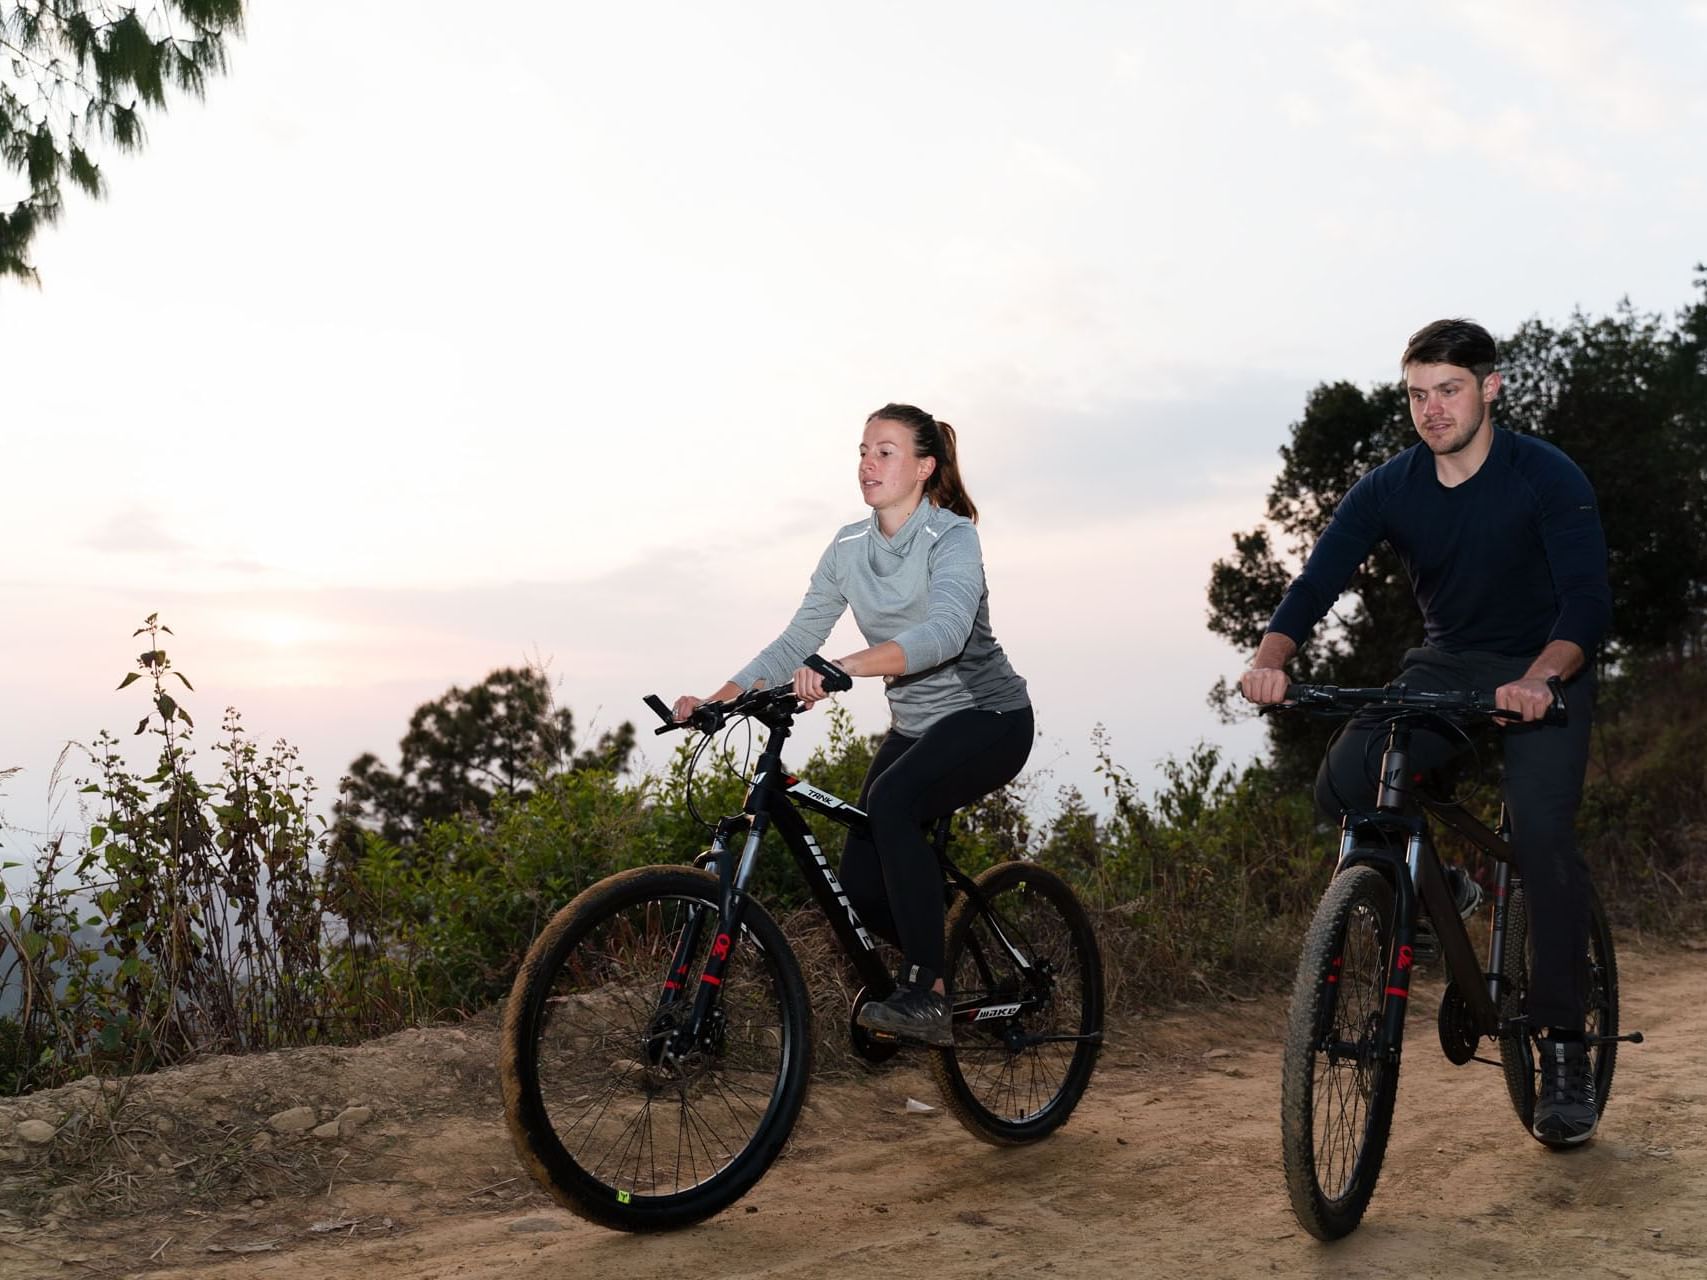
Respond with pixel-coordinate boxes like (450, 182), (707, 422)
(1240, 318), (1613, 1145)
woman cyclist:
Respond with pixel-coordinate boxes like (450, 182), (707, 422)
(672, 404), (1032, 1046)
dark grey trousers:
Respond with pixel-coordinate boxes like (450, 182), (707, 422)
(1314, 647), (1594, 1030)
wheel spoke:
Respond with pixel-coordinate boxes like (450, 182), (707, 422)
(932, 866), (1103, 1142)
(508, 874), (801, 1213)
(1283, 866), (1397, 1238)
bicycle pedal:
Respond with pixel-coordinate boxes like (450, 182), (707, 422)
(1411, 928), (1440, 967)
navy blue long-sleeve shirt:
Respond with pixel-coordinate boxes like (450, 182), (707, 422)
(1267, 428), (1612, 659)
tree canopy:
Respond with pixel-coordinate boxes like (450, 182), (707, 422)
(1, 0), (244, 284)
(1208, 271), (1707, 782)
(335, 666), (638, 849)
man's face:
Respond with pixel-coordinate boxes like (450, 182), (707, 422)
(1404, 361), (1501, 456)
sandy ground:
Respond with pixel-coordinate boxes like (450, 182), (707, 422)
(2, 941), (1702, 1280)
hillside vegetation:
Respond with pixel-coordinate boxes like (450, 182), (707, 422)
(2, 622), (1700, 1100)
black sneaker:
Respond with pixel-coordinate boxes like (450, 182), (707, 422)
(1533, 1036), (1598, 1145)
(856, 985), (953, 1048)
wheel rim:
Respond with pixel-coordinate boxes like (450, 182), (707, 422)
(1310, 896), (1387, 1204)
(530, 893), (791, 1201)
(945, 881), (1091, 1126)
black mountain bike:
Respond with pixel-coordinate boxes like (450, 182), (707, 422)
(1271, 682), (1642, 1240)
(499, 657), (1104, 1232)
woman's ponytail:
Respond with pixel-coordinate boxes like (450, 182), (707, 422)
(866, 403), (979, 523)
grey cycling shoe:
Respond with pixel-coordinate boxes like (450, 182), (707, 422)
(856, 984), (953, 1048)
(1533, 1036), (1599, 1145)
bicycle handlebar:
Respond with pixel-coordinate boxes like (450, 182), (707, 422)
(643, 656), (854, 736)
(1272, 677), (1567, 727)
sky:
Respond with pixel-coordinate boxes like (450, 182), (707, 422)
(3, 0), (1706, 857)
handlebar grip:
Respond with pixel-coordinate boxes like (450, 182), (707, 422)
(1542, 676), (1568, 728)
(803, 653), (853, 693)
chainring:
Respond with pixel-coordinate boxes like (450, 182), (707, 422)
(1436, 980), (1479, 1065)
(849, 985), (902, 1066)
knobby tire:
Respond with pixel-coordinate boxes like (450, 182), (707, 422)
(499, 866), (811, 1231)
(1280, 864), (1400, 1240)
(930, 862), (1105, 1145)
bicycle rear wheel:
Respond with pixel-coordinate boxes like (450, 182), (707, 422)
(930, 862), (1104, 1145)
(1280, 864), (1400, 1240)
(500, 866), (811, 1231)
(1499, 880), (1618, 1145)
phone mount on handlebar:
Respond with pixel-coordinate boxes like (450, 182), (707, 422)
(643, 695), (677, 734)
(803, 654), (853, 692)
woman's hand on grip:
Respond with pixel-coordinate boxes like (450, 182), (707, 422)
(791, 666), (828, 708)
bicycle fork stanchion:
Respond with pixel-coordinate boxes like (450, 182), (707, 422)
(649, 810), (769, 1070)
(1485, 859), (1516, 1019)
(1376, 724), (1421, 1060)
(654, 816), (747, 1014)
(671, 726), (794, 1059)
(1376, 832), (1423, 1059)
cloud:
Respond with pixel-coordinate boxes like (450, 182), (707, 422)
(1326, 40), (1596, 193)
(1446, 0), (1674, 135)
(82, 508), (187, 555)
(961, 368), (1312, 525)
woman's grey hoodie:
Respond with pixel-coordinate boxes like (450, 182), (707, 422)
(731, 502), (1028, 737)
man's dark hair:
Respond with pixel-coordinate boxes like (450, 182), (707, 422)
(1401, 318), (1497, 380)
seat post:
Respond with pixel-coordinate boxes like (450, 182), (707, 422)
(930, 814), (953, 853)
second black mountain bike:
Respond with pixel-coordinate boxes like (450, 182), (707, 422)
(1272, 682), (1641, 1240)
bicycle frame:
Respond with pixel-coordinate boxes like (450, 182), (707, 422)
(656, 702), (1047, 1055)
(1330, 715), (1520, 1057)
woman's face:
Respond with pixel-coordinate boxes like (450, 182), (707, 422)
(859, 417), (934, 514)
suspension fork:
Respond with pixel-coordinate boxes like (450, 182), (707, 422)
(1485, 858), (1516, 1016)
(1376, 833), (1424, 1059)
(654, 818), (745, 1011)
(671, 813), (769, 1045)
(663, 754), (788, 1055)
(1322, 824), (1420, 1062)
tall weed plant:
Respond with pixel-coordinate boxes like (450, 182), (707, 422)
(0, 617), (368, 1093)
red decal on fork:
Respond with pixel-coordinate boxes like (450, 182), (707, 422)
(1385, 945), (1414, 1000)
(1326, 954), (1342, 985)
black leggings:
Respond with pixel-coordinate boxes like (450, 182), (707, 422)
(838, 705), (1034, 983)
(1315, 647), (1594, 1030)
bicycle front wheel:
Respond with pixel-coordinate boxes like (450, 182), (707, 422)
(930, 862), (1104, 1145)
(1499, 880), (1619, 1145)
(1280, 864), (1400, 1240)
(499, 866), (812, 1231)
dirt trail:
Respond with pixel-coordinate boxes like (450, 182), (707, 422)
(4, 943), (1703, 1280)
